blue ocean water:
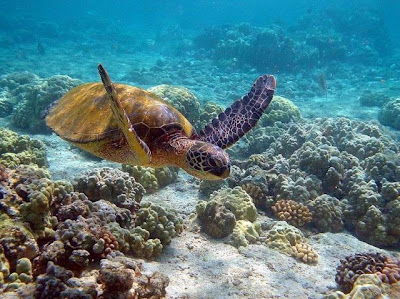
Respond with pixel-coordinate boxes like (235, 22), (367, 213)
(1, 1), (400, 298)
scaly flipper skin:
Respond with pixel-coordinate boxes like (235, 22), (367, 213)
(199, 74), (276, 149)
(98, 63), (152, 164)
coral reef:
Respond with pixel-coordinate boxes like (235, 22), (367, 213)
(264, 221), (318, 264)
(271, 199), (312, 227)
(359, 91), (391, 107)
(326, 274), (391, 299)
(122, 165), (178, 194)
(196, 187), (257, 239)
(194, 8), (390, 72)
(378, 98), (400, 130)
(240, 182), (266, 208)
(198, 101), (224, 132)
(99, 255), (169, 298)
(233, 117), (400, 247)
(335, 253), (400, 293)
(135, 202), (183, 246)
(0, 97), (13, 118)
(260, 96), (301, 126)
(194, 23), (308, 72)
(0, 165), (68, 238)
(0, 72), (81, 133)
(0, 128), (47, 168)
(307, 195), (344, 232)
(73, 167), (145, 212)
(0, 164), (179, 296)
(230, 220), (261, 248)
(32, 255), (169, 298)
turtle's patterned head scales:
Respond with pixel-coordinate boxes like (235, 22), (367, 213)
(185, 141), (230, 180)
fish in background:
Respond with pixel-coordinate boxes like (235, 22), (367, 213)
(318, 72), (328, 101)
(37, 41), (45, 55)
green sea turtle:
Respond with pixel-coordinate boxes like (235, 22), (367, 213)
(45, 64), (276, 180)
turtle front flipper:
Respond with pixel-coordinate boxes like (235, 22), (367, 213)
(98, 63), (151, 165)
(199, 74), (276, 149)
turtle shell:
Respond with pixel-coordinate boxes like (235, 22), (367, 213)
(46, 82), (195, 148)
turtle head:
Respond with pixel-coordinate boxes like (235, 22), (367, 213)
(184, 141), (231, 180)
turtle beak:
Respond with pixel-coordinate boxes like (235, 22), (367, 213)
(209, 158), (231, 179)
(210, 166), (230, 179)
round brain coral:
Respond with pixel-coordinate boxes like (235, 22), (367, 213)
(260, 96), (301, 126)
(196, 186), (257, 238)
(335, 252), (400, 293)
(271, 199), (312, 227)
(378, 98), (400, 130)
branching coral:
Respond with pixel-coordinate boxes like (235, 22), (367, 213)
(271, 199), (312, 227)
(335, 253), (400, 293)
(291, 243), (318, 264)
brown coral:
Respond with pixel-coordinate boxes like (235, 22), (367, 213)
(291, 243), (318, 264)
(102, 230), (119, 256)
(271, 199), (312, 227)
(0, 165), (9, 182)
(335, 252), (400, 293)
(241, 182), (265, 208)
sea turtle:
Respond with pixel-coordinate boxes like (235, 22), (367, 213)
(45, 64), (276, 180)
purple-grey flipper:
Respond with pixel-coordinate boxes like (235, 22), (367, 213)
(198, 74), (276, 149)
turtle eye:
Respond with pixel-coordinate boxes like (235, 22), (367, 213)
(210, 157), (222, 168)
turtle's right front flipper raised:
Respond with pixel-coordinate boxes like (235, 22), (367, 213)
(199, 74), (276, 149)
(98, 63), (151, 165)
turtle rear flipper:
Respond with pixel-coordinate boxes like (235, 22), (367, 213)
(199, 74), (276, 149)
(98, 63), (151, 164)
